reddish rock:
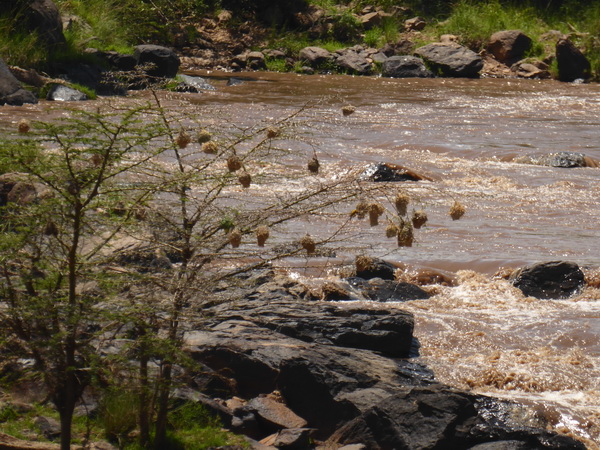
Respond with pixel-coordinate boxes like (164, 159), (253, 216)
(487, 30), (532, 66)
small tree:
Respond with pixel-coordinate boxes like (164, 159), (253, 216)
(0, 104), (172, 449)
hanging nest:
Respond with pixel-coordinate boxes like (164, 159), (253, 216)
(202, 141), (218, 155)
(90, 153), (103, 167)
(412, 210), (428, 229)
(394, 192), (410, 216)
(176, 130), (191, 149)
(238, 173), (252, 188)
(266, 127), (280, 139)
(385, 223), (399, 238)
(307, 156), (320, 174)
(342, 105), (356, 116)
(355, 255), (374, 273)
(256, 225), (270, 247)
(300, 234), (316, 255)
(227, 155), (242, 172)
(397, 220), (414, 247)
(351, 200), (369, 219)
(449, 201), (466, 220)
(43, 220), (58, 236)
(197, 129), (212, 143)
(368, 203), (385, 226)
(18, 119), (30, 134)
(228, 229), (242, 248)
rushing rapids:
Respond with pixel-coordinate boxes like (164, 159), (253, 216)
(1, 72), (598, 447)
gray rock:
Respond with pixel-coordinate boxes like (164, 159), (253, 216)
(334, 49), (373, 75)
(46, 84), (88, 101)
(415, 43), (484, 78)
(511, 61), (550, 79)
(134, 44), (180, 78)
(299, 46), (332, 67)
(487, 30), (532, 66)
(405, 16), (427, 31)
(34, 415), (61, 438)
(510, 261), (585, 299)
(556, 39), (591, 82)
(382, 55), (433, 78)
(177, 74), (216, 91)
(247, 51), (267, 70)
(513, 151), (589, 168)
(0, 58), (38, 106)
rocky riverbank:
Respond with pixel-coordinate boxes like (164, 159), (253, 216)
(1, 259), (593, 449)
(0, 0), (596, 106)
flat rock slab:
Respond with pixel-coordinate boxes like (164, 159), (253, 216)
(415, 43), (483, 78)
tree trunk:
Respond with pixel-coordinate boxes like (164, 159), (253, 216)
(153, 362), (172, 449)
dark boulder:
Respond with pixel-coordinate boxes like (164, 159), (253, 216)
(329, 386), (586, 449)
(415, 43), (484, 78)
(134, 45), (180, 78)
(346, 277), (430, 302)
(9, 0), (65, 47)
(382, 55), (433, 78)
(556, 39), (591, 82)
(487, 30), (532, 66)
(0, 58), (38, 106)
(46, 84), (87, 101)
(510, 261), (585, 299)
(361, 162), (433, 182)
(299, 46), (333, 68)
(355, 256), (396, 280)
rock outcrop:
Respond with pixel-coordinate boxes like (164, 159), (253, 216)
(181, 285), (584, 448)
(0, 58), (38, 106)
(414, 43), (484, 78)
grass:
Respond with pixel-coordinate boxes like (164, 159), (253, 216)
(436, 0), (551, 50)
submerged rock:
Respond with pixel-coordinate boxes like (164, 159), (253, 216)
(361, 162), (432, 182)
(513, 151), (595, 168)
(510, 261), (585, 299)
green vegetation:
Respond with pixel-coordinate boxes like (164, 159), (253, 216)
(2, 0), (600, 79)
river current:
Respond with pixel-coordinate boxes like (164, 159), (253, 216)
(2, 72), (599, 447)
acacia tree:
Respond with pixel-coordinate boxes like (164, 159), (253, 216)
(0, 97), (363, 448)
(0, 105), (174, 450)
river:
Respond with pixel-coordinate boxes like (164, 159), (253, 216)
(2, 71), (599, 447)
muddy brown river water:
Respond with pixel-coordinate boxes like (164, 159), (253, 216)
(2, 72), (599, 447)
